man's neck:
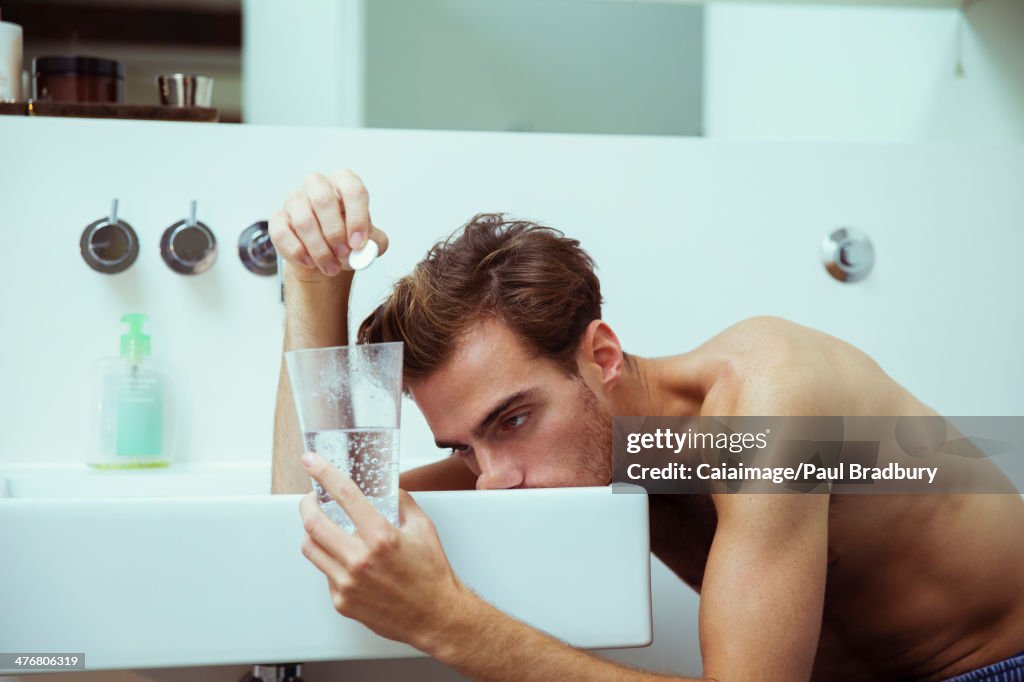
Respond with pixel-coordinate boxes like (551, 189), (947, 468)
(609, 351), (718, 418)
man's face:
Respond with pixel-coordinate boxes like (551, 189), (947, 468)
(408, 319), (612, 490)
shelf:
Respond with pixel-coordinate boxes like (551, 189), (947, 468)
(0, 100), (219, 122)
(592, 0), (961, 7)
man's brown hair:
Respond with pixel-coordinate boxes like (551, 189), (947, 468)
(357, 213), (603, 385)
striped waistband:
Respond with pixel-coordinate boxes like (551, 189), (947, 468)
(943, 651), (1024, 682)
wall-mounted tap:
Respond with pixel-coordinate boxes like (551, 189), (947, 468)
(238, 221), (278, 276)
(160, 200), (217, 275)
(80, 199), (139, 274)
(821, 226), (874, 283)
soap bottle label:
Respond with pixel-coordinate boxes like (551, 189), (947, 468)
(116, 372), (163, 456)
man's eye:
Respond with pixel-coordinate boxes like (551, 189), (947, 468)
(502, 413), (529, 430)
(450, 445), (471, 457)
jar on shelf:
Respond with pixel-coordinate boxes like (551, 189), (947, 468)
(32, 55), (125, 103)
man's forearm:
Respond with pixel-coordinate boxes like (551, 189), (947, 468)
(423, 589), (699, 682)
(271, 269), (354, 494)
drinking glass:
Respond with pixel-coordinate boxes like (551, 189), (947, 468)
(285, 342), (403, 531)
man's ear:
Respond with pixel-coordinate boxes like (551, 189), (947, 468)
(577, 319), (625, 390)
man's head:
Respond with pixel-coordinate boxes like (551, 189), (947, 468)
(358, 213), (628, 489)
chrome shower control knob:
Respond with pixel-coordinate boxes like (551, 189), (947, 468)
(161, 200), (217, 275)
(238, 221), (278, 276)
(839, 239), (869, 268)
(81, 218), (139, 274)
(80, 199), (138, 274)
(161, 220), (217, 274)
(822, 227), (874, 283)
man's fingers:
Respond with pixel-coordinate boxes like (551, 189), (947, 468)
(302, 453), (393, 540)
(303, 172), (349, 261)
(368, 225), (390, 258)
(300, 532), (349, 583)
(284, 191), (339, 276)
(299, 491), (363, 563)
(397, 489), (428, 528)
(330, 169), (371, 251)
(268, 209), (315, 269)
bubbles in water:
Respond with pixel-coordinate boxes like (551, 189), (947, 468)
(303, 428), (400, 532)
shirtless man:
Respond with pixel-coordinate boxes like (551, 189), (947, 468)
(269, 169), (1024, 682)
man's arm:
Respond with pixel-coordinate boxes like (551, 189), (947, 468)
(423, 591), (695, 682)
(698, 493), (828, 682)
(269, 169), (476, 495)
(271, 269), (352, 494)
(300, 454), (703, 682)
(693, 356), (831, 681)
(270, 169), (385, 494)
(415, 496), (826, 682)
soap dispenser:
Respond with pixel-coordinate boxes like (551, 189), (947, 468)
(89, 314), (173, 469)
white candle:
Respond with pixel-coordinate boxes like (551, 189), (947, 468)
(0, 11), (23, 102)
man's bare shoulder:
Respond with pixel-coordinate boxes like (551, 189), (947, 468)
(712, 315), (887, 371)
(692, 316), (892, 415)
(710, 315), (840, 356)
(697, 315), (821, 380)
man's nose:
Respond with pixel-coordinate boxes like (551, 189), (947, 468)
(474, 449), (524, 490)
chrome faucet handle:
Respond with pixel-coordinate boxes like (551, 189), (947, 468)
(822, 227), (875, 283)
(80, 197), (139, 274)
(238, 221), (278, 276)
(161, 200), (217, 275)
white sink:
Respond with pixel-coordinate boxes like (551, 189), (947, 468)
(0, 462), (269, 499)
(0, 465), (651, 672)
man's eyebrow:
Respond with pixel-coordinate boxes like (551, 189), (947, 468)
(433, 389), (536, 449)
(472, 389), (534, 438)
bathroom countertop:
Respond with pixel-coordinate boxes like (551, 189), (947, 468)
(0, 461), (271, 498)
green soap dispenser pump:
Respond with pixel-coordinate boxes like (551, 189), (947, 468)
(89, 314), (172, 469)
(121, 313), (151, 363)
